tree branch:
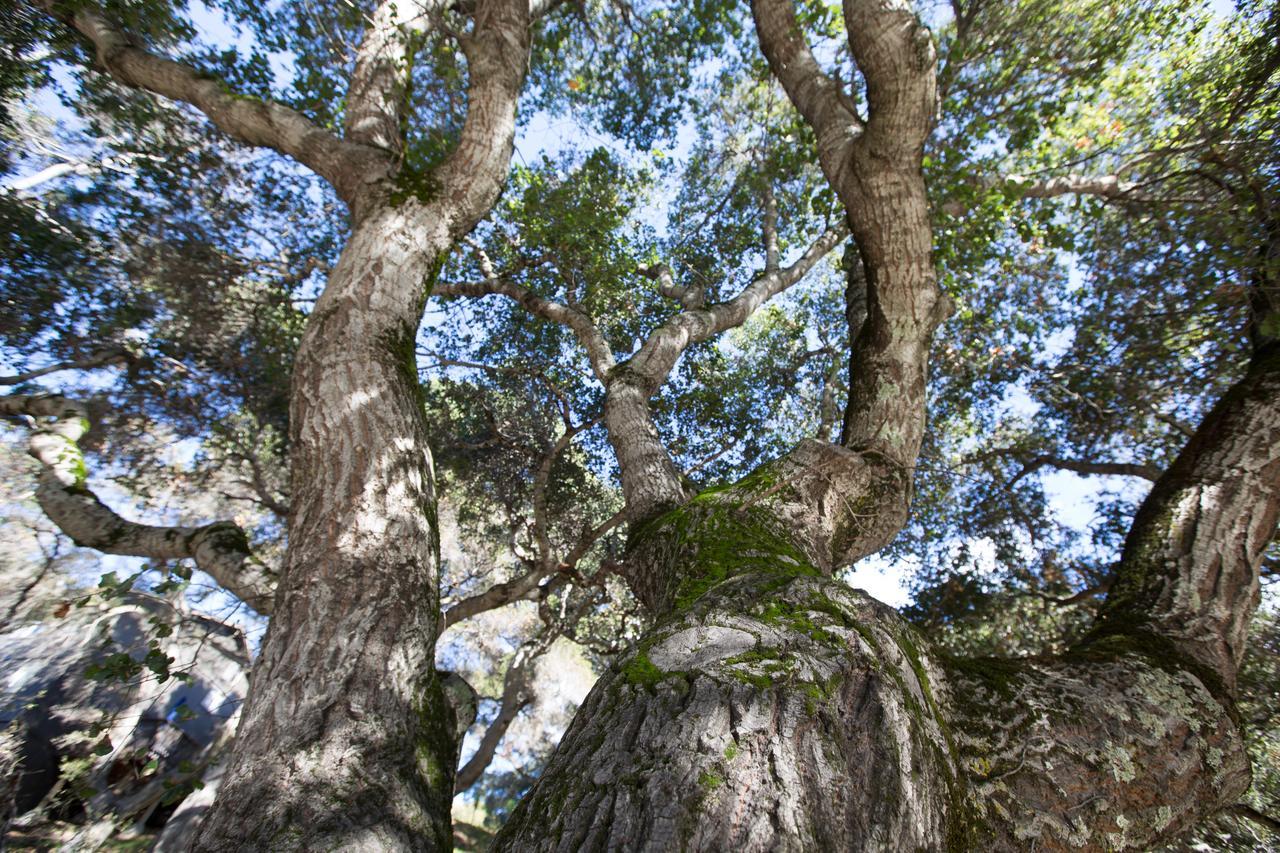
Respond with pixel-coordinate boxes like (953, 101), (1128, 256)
(605, 224), (846, 522)
(0, 346), (131, 386)
(751, 0), (862, 186)
(428, 0), (532, 232)
(0, 394), (276, 614)
(1229, 803), (1280, 834)
(531, 420), (595, 569)
(840, 0), (938, 160)
(34, 0), (391, 207)
(454, 637), (552, 792)
(1010, 454), (1162, 486)
(434, 277), (617, 380)
(344, 0), (449, 155)
(1095, 344), (1280, 694)
(623, 224), (847, 394)
(443, 508), (624, 628)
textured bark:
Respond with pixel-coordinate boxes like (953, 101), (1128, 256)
(495, 572), (961, 852)
(493, 2), (1278, 849)
(946, 649), (1248, 849)
(0, 394), (277, 614)
(1097, 343), (1280, 694)
(188, 0), (532, 846)
(190, 207), (461, 852)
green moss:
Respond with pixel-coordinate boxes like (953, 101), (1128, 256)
(68, 451), (88, 488)
(621, 650), (667, 690)
(697, 770), (723, 790)
(729, 669), (775, 689)
(412, 673), (457, 798)
(626, 457), (828, 614)
(723, 743), (739, 760)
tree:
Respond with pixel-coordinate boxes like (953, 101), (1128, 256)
(3, 0), (1278, 850)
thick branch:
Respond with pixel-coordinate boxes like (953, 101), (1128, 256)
(1003, 172), (1145, 201)
(34, 0), (390, 207)
(428, 0), (531, 232)
(0, 394), (276, 614)
(841, 0), (938, 160)
(751, 0), (862, 187)
(344, 0), (448, 155)
(606, 225), (846, 523)
(454, 642), (546, 792)
(1095, 345), (1280, 694)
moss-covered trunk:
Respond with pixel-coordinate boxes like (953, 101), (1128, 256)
(495, 566), (962, 850)
(493, 492), (1250, 852)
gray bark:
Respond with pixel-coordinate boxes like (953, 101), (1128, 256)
(185, 0), (532, 847)
(496, 574), (959, 852)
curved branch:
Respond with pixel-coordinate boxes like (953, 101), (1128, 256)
(605, 225), (846, 523)
(33, 0), (391, 207)
(434, 278), (616, 380)
(0, 394), (276, 615)
(344, 0), (448, 155)
(454, 640), (548, 792)
(429, 0), (531, 232)
(1095, 344), (1280, 694)
(623, 225), (847, 394)
(752, 0), (862, 186)
(841, 0), (938, 159)
(443, 508), (624, 628)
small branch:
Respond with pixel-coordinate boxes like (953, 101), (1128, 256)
(531, 420), (595, 569)
(624, 224), (847, 394)
(0, 346), (131, 386)
(1009, 454), (1162, 488)
(763, 184), (780, 273)
(443, 508), (624, 628)
(1029, 580), (1111, 608)
(435, 277), (617, 380)
(815, 354), (843, 443)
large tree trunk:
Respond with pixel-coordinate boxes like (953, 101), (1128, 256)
(187, 0), (531, 844)
(193, 207), (461, 851)
(492, 419), (1260, 850)
(488, 1), (1268, 845)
